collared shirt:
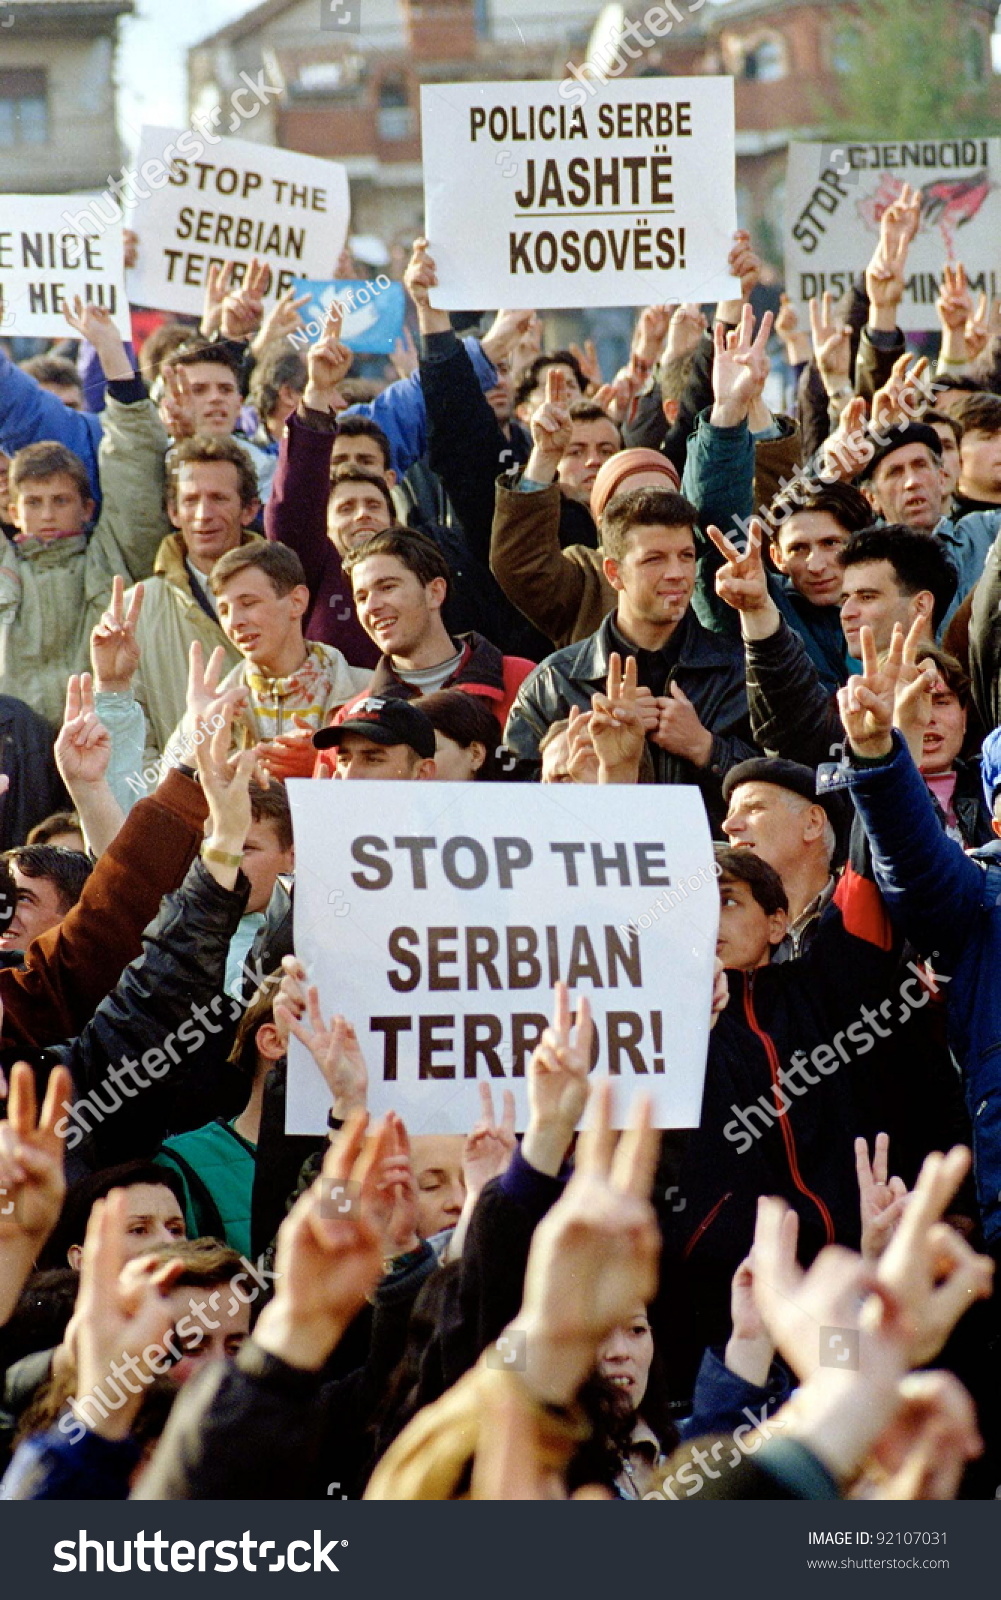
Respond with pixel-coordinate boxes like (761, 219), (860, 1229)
(772, 874), (837, 964)
(608, 612), (686, 699)
(615, 1418), (666, 1500)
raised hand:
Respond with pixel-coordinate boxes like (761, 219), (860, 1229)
(855, 1133), (909, 1263)
(404, 236), (450, 335)
(463, 1083), (517, 1200)
(159, 362), (197, 441)
(480, 309), (537, 366)
(62, 296), (132, 381)
(569, 337), (604, 389)
(891, 643), (939, 767)
(936, 262), (973, 332)
(303, 302), (353, 408)
(711, 303), (774, 426)
(388, 326), (418, 380)
(853, 1371), (982, 1501)
(727, 229), (762, 300)
(91, 574), (143, 693)
(837, 621), (909, 758)
(72, 1190), (192, 1438)
(665, 303), (707, 362)
(276, 984), (368, 1120)
(820, 393), (872, 482)
(870, 351), (932, 432)
(965, 292), (1001, 361)
(522, 982), (593, 1177)
(184, 638), (248, 738)
(0, 1062), (70, 1252)
(252, 287), (311, 356)
(879, 182), (922, 259)
(592, 365), (641, 425)
(527, 365), (573, 474)
(775, 293), (812, 365)
(590, 652), (645, 783)
(723, 1254), (775, 1387)
(194, 700), (256, 874)
(200, 260), (235, 339)
(512, 1082), (660, 1407)
(631, 305), (675, 369)
(55, 673), (111, 788)
(707, 519), (774, 625)
(876, 1145), (993, 1367)
(808, 291), (852, 395)
(369, 1111), (421, 1258)
(220, 256), (271, 342)
(565, 706), (599, 784)
(252, 1111), (389, 1370)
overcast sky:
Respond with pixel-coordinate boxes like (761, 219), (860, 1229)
(117, 0), (252, 148)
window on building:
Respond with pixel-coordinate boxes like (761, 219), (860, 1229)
(964, 26), (986, 83)
(744, 37), (785, 82)
(0, 69), (48, 147)
(378, 75), (412, 140)
(832, 24), (862, 74)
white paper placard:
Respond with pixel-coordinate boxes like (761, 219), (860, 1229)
(126, 127), (350, 316)
(286, 780), (717, 1135)
(0, 197), (127, 337)
(420, 78), (739, 309)
(784, 138), (1001, 331)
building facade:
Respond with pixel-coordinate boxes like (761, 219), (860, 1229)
(0, 0), (134, 193)
(187, 0), (1001, 266)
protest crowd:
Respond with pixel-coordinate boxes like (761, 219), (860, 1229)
(4, 169), (1001, 1507)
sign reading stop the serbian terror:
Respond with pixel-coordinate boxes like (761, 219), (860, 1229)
(286, 782), (717, 1135)
(784, 138), (1001, 331)
(127, 127), (350, 316)
(420, 78), (739, 309)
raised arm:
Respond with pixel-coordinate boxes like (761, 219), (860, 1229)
(837, 624), (986, 966)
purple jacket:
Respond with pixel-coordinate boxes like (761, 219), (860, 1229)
(264, 409), (379, 668)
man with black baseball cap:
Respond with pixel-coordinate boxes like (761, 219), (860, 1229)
(859, 421), (999, 630)
(312, 694), (437, 780)
(721, 756), (842, 960)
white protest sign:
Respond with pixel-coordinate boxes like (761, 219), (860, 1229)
(785, 138), (1001, 331)
(420, 78), (739, 309)
(286, 781), (717, 1135)
(126, 127), (350, 316)
(0, 197), (127, 337)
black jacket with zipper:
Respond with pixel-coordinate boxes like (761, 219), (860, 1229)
(656, 861), (968, 1387)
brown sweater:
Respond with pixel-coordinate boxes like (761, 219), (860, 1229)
(490, 479), (611, 650)
(0, 769), (207, 1051)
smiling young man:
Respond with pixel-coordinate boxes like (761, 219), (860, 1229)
(204, 542), (369, 752)
(504, 487), (753, 824)
(323, 529), (534, 746)
(0, 845), (92, 957)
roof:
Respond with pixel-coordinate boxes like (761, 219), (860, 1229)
(193, 0), (299, 49)
(2, 0), (134, 14)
